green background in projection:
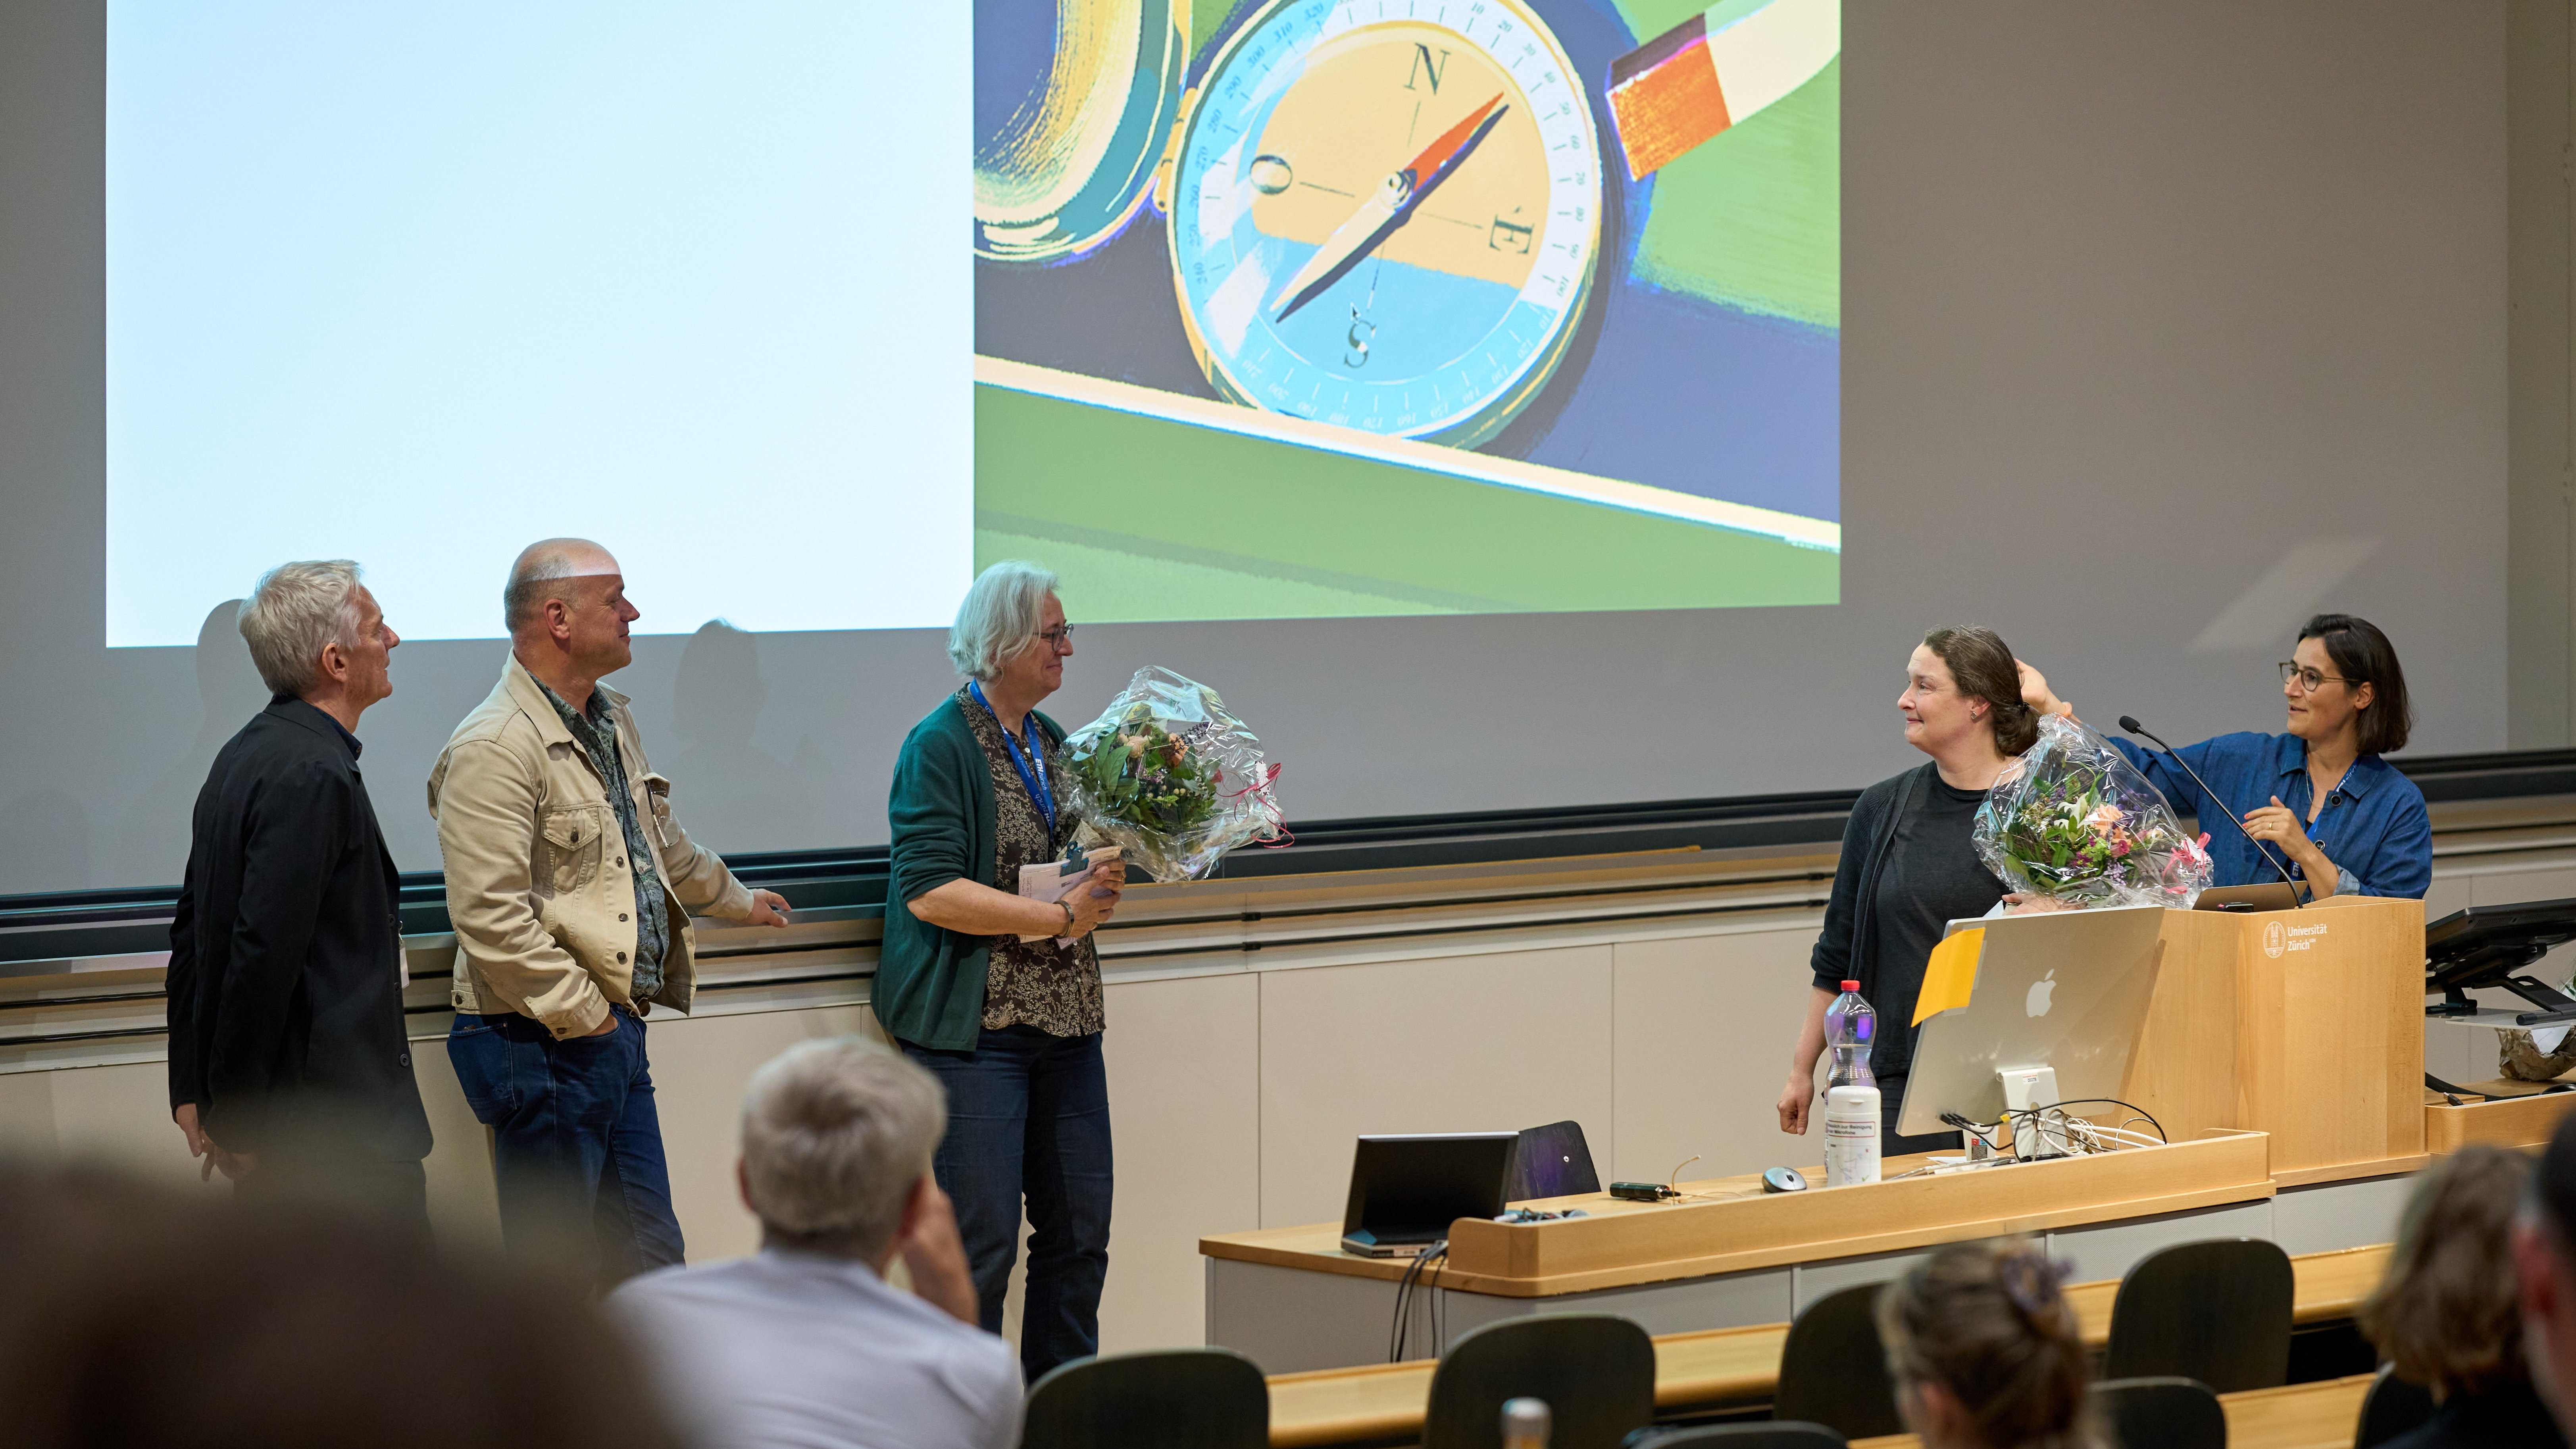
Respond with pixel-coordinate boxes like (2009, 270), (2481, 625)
(973, 385), (1839, 622)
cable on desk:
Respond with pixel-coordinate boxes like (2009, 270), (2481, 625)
(1943, 1098), (2166, 1153)
(1387, 1240), (1449, 1364)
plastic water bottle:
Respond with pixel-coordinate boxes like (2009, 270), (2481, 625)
(1822, 978), (1882, 1187)
(1501, 1398), (1550, 1449)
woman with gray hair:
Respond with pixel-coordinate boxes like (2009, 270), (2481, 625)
(875, 560), (1124, 1381)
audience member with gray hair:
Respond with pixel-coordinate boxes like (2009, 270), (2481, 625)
(431, 538), (792, 1287)
(165, 561), (432, 1221)
(880, 559), (1123, 1382)
(612, 1037), (1014, 1449)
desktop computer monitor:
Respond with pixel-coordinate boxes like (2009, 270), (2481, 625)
(1895, 905), (2169, 1141)
(2424, 897), (2576, 1023)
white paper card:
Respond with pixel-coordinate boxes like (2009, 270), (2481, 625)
(1016, 846), (1123, 945)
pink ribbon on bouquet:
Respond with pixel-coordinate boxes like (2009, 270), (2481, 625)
(1224, 762), (1292, 849)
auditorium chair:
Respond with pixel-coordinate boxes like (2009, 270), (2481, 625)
(2089, 1375), (2224, 1449)
(2100, 1238), (2294, 1392)
(1508, 1120), (1603, 1202)
(1770, 1282), (1903, 1439)
(1020, 1347), (1268, 1449)
(1422, 1314), (1655, 1449)
(2352, 1362), (2436, 1449)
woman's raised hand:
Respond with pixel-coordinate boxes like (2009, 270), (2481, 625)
(2016, 659), (2072, 719)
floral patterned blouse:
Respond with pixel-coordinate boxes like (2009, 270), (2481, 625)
(958, 686), (1104, 1037)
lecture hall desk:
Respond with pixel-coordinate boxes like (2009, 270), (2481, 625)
(1215, 933), (2574, 1386)
(1208, 1133), (2424, 1376)
(1260, 1243), (2391, 1447)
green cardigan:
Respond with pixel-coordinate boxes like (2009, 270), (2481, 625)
(875, 692), (1068, 1050)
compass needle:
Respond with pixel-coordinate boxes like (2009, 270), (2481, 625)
(1269, 92), (1508, 322)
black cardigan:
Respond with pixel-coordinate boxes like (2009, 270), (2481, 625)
(1807, 761), (1945, 1078)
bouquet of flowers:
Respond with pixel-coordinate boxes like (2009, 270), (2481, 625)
(1062, 666), (1285, 881)
(1972, 715), (2214, 908)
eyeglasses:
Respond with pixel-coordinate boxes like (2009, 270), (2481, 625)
(2278, 662), (2355, 693)
(1036, 625), (1075, 649)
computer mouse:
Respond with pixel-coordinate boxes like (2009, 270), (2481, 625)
(1760, 1166), (1807, 1194)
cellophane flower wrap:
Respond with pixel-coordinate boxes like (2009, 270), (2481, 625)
(1972, 715), (2214, 908)
(1062, 666), (1284, 881)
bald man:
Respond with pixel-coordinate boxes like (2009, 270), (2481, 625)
(429, 539), (792, 1284)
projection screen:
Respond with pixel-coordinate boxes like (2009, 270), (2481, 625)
(0, 0), (2508, 894)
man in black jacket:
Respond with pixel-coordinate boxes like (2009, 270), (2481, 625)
(167, 560), (433, 1221)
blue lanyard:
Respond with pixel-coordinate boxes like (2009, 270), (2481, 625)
(969, 682), (1055, 830)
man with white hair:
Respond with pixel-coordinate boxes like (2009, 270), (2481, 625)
(431, 538), (791, 1284)
(165, 561), (431, 1218)
(611, 1037), (1015, 1449)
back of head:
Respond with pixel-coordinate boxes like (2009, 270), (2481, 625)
(739, 1035), (947, 1259)
(2359, 1145), (2531, 1398)
(2299, 613), (2412, 755)
(1878, 1240), (2091, 1449)
(0, 1166), (681, 1449)
(1923, 625), (2041, 754)
(237, 560), (362, 698)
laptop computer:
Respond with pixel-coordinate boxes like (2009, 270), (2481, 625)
(1339, 1132), (1517, 1257)
(2193, 881), (2306, 912)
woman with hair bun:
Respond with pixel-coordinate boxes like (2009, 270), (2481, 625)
(1878, 1240), (2095, 1449)
(2022, 613), (2430, 900)
(1776, 627), (2039, 1157)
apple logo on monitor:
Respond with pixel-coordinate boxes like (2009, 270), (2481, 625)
(2026, 969), (2057, 1019)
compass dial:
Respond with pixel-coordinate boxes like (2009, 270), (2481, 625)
(1170, 0), (1604, 447)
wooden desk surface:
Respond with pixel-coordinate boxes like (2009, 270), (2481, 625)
(1263, 1245), (2389, 1448)
(2425, 1082), (2576, 1155)
(1214, 1134), (2275, 1298)
(1211, 1161), (1922, 1289)
(1850, 1372), (2378, 1449)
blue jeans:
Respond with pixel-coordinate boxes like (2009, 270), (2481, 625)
(446, 1007), (683, 1289)
(900, 1025), (1113, 1381)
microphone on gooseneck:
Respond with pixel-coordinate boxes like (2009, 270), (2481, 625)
(2117, 715), (2304, 907)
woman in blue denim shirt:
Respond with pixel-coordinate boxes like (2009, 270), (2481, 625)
(2021, 614), (2430, 901)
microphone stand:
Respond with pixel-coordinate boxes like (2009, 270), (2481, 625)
(2116, 715), (2304, 908)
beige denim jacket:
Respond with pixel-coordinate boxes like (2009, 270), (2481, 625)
(427, 655), (752, 1038)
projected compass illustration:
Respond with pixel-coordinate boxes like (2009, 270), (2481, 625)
(973, 0), (1842, 622)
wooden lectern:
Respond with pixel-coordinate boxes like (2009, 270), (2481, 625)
(2123, 895), (2426, 1177)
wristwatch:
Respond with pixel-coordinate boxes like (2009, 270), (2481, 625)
(1059, 899), (1077, 931)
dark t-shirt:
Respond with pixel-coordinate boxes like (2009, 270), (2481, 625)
(2378, 1381), (2567, 1449)
(1868, 775), (2004, 1078)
